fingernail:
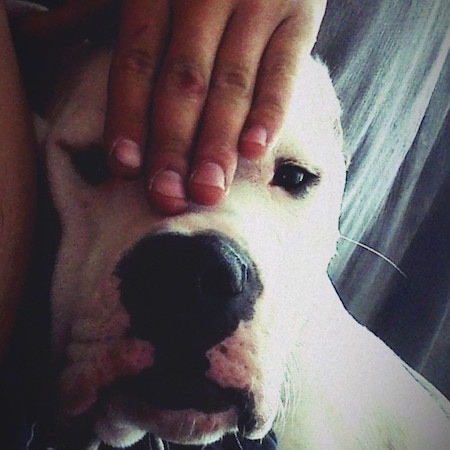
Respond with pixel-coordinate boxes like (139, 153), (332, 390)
(149, 170), (185, 199)
(241, 125), (268, 147)
(112, 139), (142, 169)
(191, 162), (226, 191)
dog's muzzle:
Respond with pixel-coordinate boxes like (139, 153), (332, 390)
(112, 232), (263, 414)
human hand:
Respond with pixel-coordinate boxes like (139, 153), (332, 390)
(104, 0), (327, 214)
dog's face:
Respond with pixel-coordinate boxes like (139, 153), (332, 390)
(42, 45), (345, 447)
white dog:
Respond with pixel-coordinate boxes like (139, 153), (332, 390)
(36, 43), (450, 449)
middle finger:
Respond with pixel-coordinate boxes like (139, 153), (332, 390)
(147, 0), (234, 214)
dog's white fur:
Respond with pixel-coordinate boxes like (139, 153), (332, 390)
(39, 45), (450, 449)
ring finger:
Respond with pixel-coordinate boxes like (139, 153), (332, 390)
(189, 2), (285, 206)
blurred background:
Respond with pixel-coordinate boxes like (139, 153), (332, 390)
(317, 0), (450, 399)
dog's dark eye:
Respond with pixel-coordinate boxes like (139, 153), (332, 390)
(66, 144), (112, 186)
(272, 162), (318, 197)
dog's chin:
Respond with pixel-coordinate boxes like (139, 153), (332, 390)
(85, 386), (272, 448)
(95, 404), (239, 447)
(95, 410), (237, 448)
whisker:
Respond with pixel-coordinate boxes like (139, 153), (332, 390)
(233, 433), (245, 450)
(149, 435), (166, 450)
(26, 422), (37, 450)
(338, 234), (407, 278)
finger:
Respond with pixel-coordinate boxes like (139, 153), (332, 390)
(147, 0), (233, 214)
(104, 0), (169, 177)
(239, 0), (327, 160)
(188, 3), (278, 206)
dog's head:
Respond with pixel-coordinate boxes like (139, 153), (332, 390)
(41, 44), (345, 447)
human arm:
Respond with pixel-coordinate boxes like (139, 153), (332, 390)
(0, 0), (36, 360)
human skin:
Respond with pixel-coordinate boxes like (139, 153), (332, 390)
(14, 0), (326, 215)
(104, 0), (327, 214)
(0, 1), (36, 360)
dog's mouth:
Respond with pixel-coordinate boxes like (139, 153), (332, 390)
(51, 372), (257, 449)
(53, 349), (259, 448)
(112, 368), (249, 415)
(96, 363), (258, 441)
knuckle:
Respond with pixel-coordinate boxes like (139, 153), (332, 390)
(123, 106), (148, 129)
(199, 138), (237, 162)
(115, 46), (158, 79)
(163, 58), (209, 99)
(256, 58), (297, 119)
(152, 134), (191, 160)
(212, 63), (254, 100)
(255, 92), (286, 122)
(265, 54), (297, 82)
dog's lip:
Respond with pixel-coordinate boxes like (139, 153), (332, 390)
(93, 398), (242, 447)
(92, 369), (259, 443)
(49, 399), (250, 449)
(109, 367), (249, 414)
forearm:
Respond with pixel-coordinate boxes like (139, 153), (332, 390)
(0, 1), (36, 360)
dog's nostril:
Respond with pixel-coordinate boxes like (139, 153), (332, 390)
(114, 232), (262, 351)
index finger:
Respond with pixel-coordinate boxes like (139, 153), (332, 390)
(104, 0), (169, 177)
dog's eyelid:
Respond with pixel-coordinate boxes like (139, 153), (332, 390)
(271, 158), (321, 199)
(59, 140), (112, 186)
(58, 140), (104, 154)
(274, 157), (322, 178)
(273, 139), (323, 175)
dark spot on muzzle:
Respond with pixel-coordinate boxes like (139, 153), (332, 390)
(114, 232), (262, 354)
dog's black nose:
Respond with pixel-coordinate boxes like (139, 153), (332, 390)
(115, 233), (262, 354)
